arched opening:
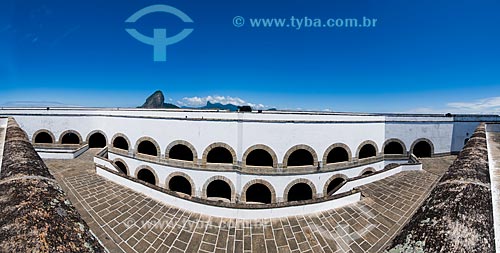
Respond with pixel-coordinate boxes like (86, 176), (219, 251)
(207, 147), (233, 164)
(362, 170), (374, 176)
(169, 144), (194, 161)
(326, 147), (349, 163)
(206, 180), (232, 201)
(246, 149), (273, 167)
(384, 142), (404, 155)
(168, 176), (192, 196)
(137, 169), (156, 185)
(113, 136), (129, 150)
(137, 140), (158, 156)
(61, 132), (80, 144)
(287, 149), (314, 167)
(34, 132), (53, 144)
(88, 132), (107, 148)
(287, 183), (313, 202)
(413, 141), (432, 158)
(245, 183), (272, 204)
(114, 161), (127, 175)
(326, 178), (346, 196)
(358, 144), (376, 159)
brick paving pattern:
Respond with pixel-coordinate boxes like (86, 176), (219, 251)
(44, 150), (455, 253)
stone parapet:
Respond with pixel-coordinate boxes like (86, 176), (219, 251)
(0, 118), (104, 252)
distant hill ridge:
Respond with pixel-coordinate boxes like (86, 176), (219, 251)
(139, 91), (257, 111)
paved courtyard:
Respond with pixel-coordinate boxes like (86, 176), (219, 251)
(44, 151), (455, 253)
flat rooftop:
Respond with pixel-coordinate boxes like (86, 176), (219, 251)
(1, 107), (498, 124)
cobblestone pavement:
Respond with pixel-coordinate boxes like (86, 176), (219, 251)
(44, 151), (455, 253)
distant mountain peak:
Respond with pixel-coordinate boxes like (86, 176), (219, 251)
(138, 91), (268, 111)
(139, 90), (179, 109)
(202, 101), (240, 111)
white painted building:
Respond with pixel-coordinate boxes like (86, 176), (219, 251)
(1, 108), (498, 218)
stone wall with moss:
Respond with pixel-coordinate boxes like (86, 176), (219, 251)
(0, 118), (104, 252)
(386, 123), (494, 253)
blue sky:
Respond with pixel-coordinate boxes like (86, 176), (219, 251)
(1, 0), (500, 113)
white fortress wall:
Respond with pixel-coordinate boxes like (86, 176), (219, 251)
(95, 166), (362, 220)
(384, 120), (454, 155)
(3, 109), (498, 159)
(3, 109), (499, 159)
(240, 121), (385, 163)
(2, 108), (499, 216)
(107, 151), (402, 200)
(6, 109), (385, 162)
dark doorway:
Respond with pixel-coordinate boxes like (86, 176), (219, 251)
(34, 132), (53, 144)
(168, 176), (192, 195)
(384, 142), (404, 154)
(326, 147), (349, 163)
(326, 178), (346, 196)
(246, 149), (273, 167)
(287, 183), (313, 202)
(169, 145), (194, 161)
(287, 149), (314, 166)
(88, 132), (106, 148)
(113, 136), (129, 150)
(61, 132), (80, 144)
(207, 180), (232, 201)
(137, 169), (156, 185)
(137, 140), (158, 156)
(207, 147), (233, 164)
(358, 144), (376, 159)
(114, 161), (127, 174)
(413, 141), (432, 158)
(362, 170), (374, 176)
(245, 183), (272, 204)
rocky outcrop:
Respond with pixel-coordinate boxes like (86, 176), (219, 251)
(139, 90), (179, 109)
(0, 118), (104, 252)
(201, 101), (239, 111)
(386, 123), (494, 253)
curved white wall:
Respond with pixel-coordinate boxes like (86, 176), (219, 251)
(2, 108), (496, 216)
(105, 151), (405, 200)
(2, 108), (494, 163)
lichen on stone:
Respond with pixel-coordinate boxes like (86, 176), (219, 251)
(386, 124), (495, 253)
(0, 118), (105, 252)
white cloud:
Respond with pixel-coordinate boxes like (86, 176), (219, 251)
(405, 107), (447, 114)
(446, 97), (500, 113)
(1, 101), (81, 107)
(178, 95), (266, 109)
(407, 96), (500, 115)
